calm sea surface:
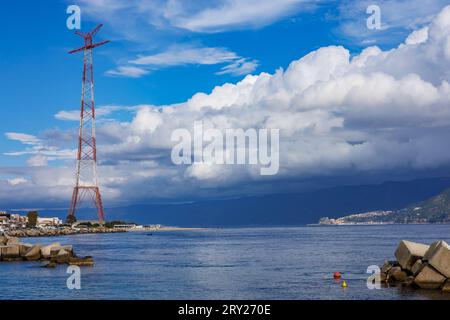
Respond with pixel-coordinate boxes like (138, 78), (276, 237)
(1, 225), (450, 300)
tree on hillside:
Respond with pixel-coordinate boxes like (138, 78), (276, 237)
(27, 211), (39, 228)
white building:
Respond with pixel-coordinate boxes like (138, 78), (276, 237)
(37, 217), (63, 227)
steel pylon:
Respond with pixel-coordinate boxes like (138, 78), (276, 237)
(67, 24), (109, 223)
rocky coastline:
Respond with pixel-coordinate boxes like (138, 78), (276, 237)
(0, 235), (95, 268)
(4, 227), (126, 238)
(1, 228), (126, 268)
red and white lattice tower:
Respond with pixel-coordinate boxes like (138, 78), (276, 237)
(67, 24), (109, 223)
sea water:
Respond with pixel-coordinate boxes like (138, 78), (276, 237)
(1, 225), (450, 300)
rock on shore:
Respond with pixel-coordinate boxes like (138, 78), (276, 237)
(5, 227), (125, 238)
(380, 240), (450, 292)
(0, 236), (93, 267)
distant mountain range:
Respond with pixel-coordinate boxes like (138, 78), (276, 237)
(320, 185), (450, 225)
(38, 177), (450, 227)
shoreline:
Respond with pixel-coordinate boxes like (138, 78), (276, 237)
(4, 227), (126, 238)
(313, 222), (450, 226)
(3, 226), (209, 238)
(5, 224), (448, 239)
(130, 226), (209, 232)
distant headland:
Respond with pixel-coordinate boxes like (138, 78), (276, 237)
(319, 187), (450, 225)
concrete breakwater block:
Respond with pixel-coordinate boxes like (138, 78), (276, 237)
(6, 237), (20, 245)
(40, 243), (62, 259)
(414, 265), (447, 289)
(0, 236), (19, 245)
(425, 241), (450, 278)
(24, 245), (42, 261)
(381, 260), (399, 274)
(395, 240), (429, 271)
(0, 236), (92, 267)
(51, 249), (71, 264)
(424, 241), (443, 261)
(411, 259), (426, 276)
(61, 245), (73, 255)
(0, 245), (21, 259)
(19, 243), (32, 256)
(388, 266), (408, 282)
(381, 239), (450, 293)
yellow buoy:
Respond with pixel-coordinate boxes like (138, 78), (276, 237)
(342, 280), (348, 288)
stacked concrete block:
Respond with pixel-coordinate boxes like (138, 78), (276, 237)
(395, 240), (429, 271)
(424, 241), (450, 278)
(0, 238), (93, 267)
(381, 240), (450, 293)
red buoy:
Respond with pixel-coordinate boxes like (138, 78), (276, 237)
(333, 272), (342, 279)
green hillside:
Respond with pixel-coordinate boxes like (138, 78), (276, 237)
(394, 188), (450, 223)
(319, 187), (450, 224)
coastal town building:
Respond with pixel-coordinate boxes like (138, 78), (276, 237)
(1, 212), (26, 229)
(0, 211), (62, 231)
(37, 217), (63, 227)
(11, 214), (27, 223)
(0, 212), (11, 232)
(0, 212), (11, 221)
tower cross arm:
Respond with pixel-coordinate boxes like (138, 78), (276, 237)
(89, 24), (104, 37)
(68, 40), (110, 54)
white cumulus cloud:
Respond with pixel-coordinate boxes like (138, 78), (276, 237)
(4, 4), (450, 206)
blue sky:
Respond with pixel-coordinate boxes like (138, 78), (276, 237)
(0, 0), (339, 166)
(0, 1), (422, 163)
(1, 0), (450, 208)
